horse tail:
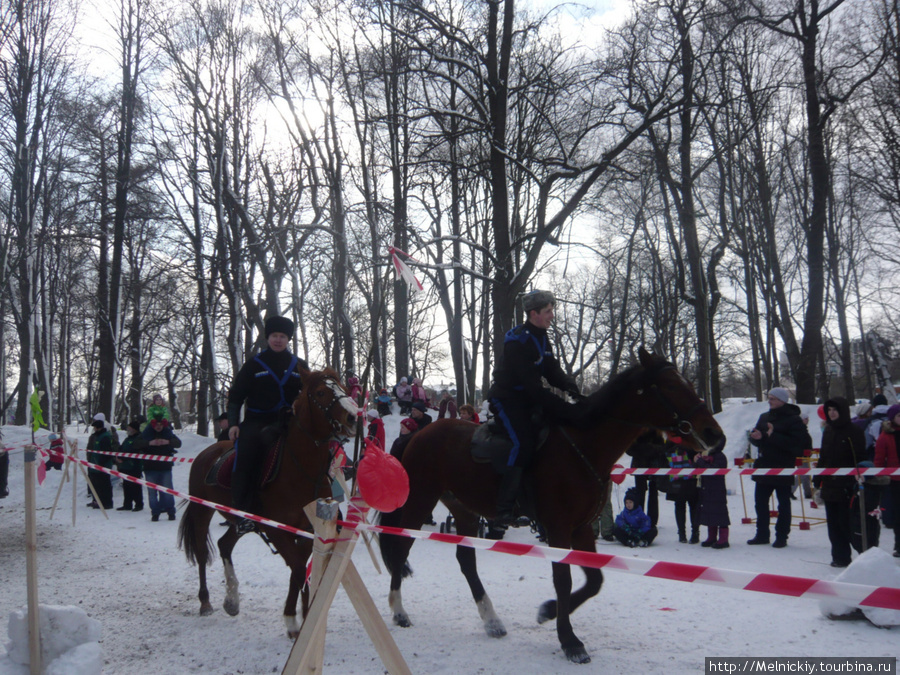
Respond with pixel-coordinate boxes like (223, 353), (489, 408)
(178, 500), (215, 566)
(375, 509), (413, 579)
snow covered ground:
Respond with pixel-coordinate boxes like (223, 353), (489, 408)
(1, 401), (898, 674)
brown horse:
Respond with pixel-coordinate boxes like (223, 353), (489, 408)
(379, 348), (725, 664)
(177, 368), (357, 636)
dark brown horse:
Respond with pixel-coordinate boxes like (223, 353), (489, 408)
(177, 368), (357, 636)
(379, 349), (725, 664)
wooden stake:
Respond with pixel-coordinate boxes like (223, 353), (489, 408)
(24, 445), (42, 675)
(281, 499), (410, 675)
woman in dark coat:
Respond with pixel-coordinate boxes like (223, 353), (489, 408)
(696, 440), (730, 548)
(817, 397), (867, 567)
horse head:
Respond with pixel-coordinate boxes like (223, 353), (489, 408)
(293, 368), (359, 440)
(630, 347), (725, 453)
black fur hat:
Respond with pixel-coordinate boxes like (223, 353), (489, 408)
(623, 487), (640, 506)
(265, 315), (294, 339)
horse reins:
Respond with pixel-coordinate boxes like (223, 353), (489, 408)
(290, 376), (356, 492)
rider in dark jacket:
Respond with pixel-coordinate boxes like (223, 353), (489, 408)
(487, 290), (582, 526)
(227, 316), (309, 533)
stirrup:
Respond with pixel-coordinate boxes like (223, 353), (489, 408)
(235, 518), (256, 534)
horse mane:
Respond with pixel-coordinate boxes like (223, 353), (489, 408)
(582, 353), (672, 421)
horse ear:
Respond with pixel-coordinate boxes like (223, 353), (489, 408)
(638, 346), (654, 367)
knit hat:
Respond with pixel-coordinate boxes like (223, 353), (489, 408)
(412, 401), (427, 413)
(400, 418), (418, 432)
(400, 377), (407, 384)
(127, 418), (142, 431)
(623, 487), (639, 505)
(873, 393), (889, 407)
(91, 413), (106, 429)
(522, 289), (555, 313)
(265, 315), (294, 339)
(768, 387), (790, 404)
(366, 409), (379, 419)
(855, 401), (873, 417)
(216, 412), (229, 421)
(887, 404), (900, 423)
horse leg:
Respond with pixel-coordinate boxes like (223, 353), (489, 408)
(276, 535), (312, 639)
(384, 532), (416, 627)
(537, 524), (604, 622)
(537, 524), (595, 664)
(177, 501), (215, 616)
(218, 526), (242, 616)
(453, 510), (506, 638)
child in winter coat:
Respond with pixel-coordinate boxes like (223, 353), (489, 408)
(396, 378), (413, 414)
(366, 409), (386, 450)
(347, 376), (363, 404)
(376, 389), (393, 417)
(411, 378), (429, 408)
(696, 441), (731, 548)
(147, 394), (170, 426)
(613, 487), (658, 547)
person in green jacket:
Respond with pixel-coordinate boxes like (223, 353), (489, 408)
(116, 418), (148, 512)
(87, 413), (115, 510)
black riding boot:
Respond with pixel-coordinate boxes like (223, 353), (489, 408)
(0, 451), (8, 498)
(230, 467), (258, 534)
(495, 466), (524, 527)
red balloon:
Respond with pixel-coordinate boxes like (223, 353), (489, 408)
(610, 463), (627, 485)
(817, 405), (826, 420)
(356, 439), (409, 512)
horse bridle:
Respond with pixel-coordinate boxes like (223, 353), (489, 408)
(302, 376), (356, 441)
(609, 365), (714, 453)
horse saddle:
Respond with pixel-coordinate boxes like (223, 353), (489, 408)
(205, 435), (286, 490)
(471, 422), (549, 474)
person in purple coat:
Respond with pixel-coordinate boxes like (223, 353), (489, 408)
(696, 440), (731, 548)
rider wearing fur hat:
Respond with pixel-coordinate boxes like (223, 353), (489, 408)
(227, 315), (309, 533)
(487, 290), (582, 527)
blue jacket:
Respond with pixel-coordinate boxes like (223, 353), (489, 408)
(615, 504), (652, 534)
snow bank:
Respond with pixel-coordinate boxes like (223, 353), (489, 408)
(819, 547), (900, 627)
(3, 604), (102, 675)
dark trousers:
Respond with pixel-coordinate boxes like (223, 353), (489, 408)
(890, 481), (900, 553)
(613, 525), (658, 546)
(674, 496), (699, 535)
(232, 421), (271, 513)
(634, 477), (659, 526)
(121, 473), (144, 509)
(824, 498), (852, 564)
(88, 469), (113, 509)
(492, 398), (536, 468)
(754, 482), (792, 541)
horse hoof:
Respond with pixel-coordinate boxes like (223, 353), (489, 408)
(199, 603), (214, 617)
(392, 613), (412, 628)
(564, 645), (591, 664)
(223, 598), (240, 617)
(484, 619), (507, 638)
(287, 629), (300, 640)
(537, 600), (557, 624)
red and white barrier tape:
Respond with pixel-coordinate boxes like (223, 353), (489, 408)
(39, 451), (900, 610)
(614, 466), (899, 477)
(53, 448), (900, 476)
(80, 449), (194, 463)
(341, 520), (900, 611)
